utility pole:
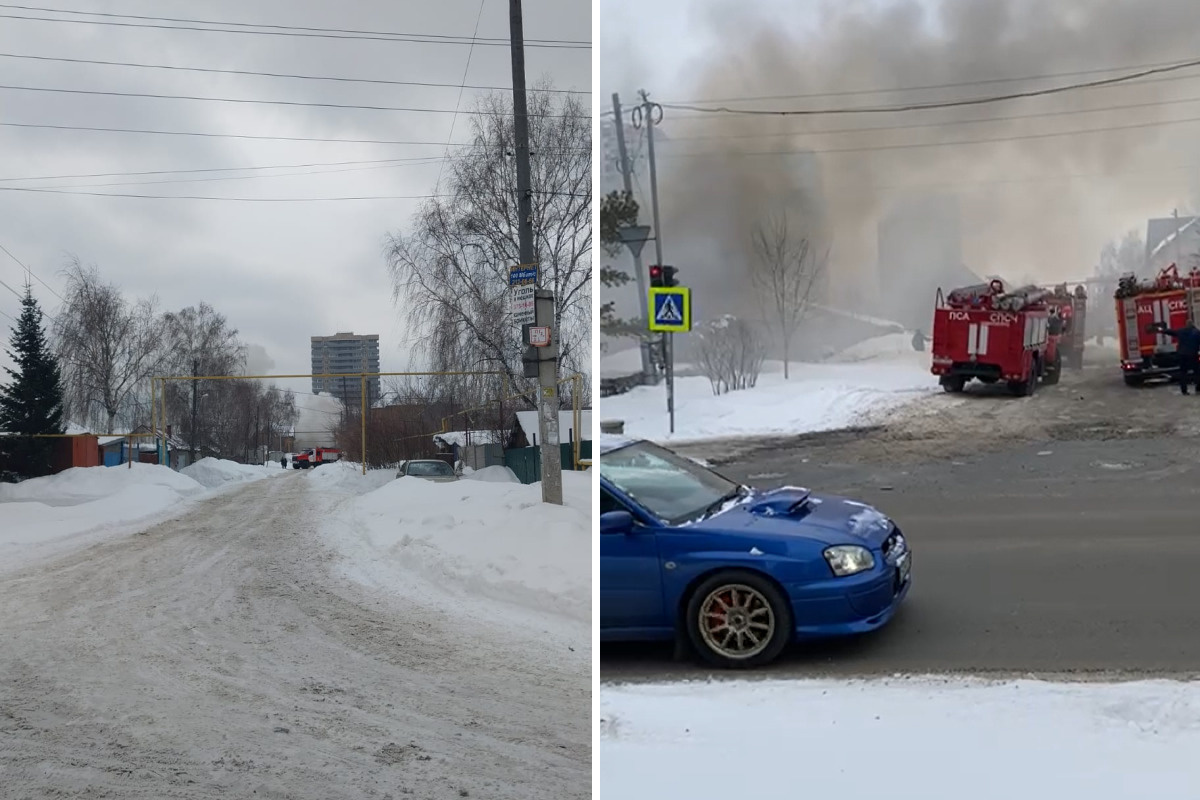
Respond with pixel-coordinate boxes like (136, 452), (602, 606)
(634, 89), (674, 433)
(612, 92), (653, 382)
(510, 0), (562, 504)
(1176, 208), (1183, 269)
(190, 357), (199, 463)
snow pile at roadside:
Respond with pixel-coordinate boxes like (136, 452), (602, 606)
(602, 677), (1200, 800)
(461, 464), (520, 483)
(303, 460), (396, 493)
(0, 463), (207, 571)
(325, 470), (590, 631)
(602, 356), (937, 442)
(181, 457), (277, 489)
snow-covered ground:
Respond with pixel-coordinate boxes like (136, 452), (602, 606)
(601, 677), (1200, 800)
(0, 460), (590, 798)
(0, 459), (280, 574)
(319, 462), (591, 641)
(602, 334), (938, 442)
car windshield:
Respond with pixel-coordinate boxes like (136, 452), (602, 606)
(408, 461), (452, 476)
(600, 440), (741, 525)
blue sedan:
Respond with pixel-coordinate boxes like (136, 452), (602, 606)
(600, 435), (912, 668)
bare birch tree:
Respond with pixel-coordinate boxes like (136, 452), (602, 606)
(749, 213), (827, 379)
(385, 83), (591, 411)
(160, 303), (246, 462)
(52, 257), (165, 432)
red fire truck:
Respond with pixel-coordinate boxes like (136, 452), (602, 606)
(1045, 283), (1088, 370)
(292, 447), (341, 469)
(1114, 263), (1200, 386)
(930, 279), (1063, 396)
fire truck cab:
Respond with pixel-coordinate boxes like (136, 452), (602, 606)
(1115, 263), (1200, 386)
(931, 279), (1062, 397)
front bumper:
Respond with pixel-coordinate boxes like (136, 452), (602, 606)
(785, 528), (912, 639)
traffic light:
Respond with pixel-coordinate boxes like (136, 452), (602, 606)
(649, 265), (679, 288)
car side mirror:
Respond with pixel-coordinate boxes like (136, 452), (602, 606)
(600, 510), (635, 535)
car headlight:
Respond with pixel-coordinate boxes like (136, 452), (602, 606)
(824, 545), (875, 577)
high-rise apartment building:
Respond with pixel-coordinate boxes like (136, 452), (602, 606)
(310, 332), (381, 407)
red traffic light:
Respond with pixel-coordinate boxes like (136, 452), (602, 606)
(649, 265), (664, 287)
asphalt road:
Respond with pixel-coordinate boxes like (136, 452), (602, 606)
(601, 355), (1200, 682)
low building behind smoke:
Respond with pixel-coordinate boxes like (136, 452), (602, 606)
(1144, 216), (1200, 276)
(876, 195), (982, 331)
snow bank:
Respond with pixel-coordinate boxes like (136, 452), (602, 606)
(325, 470), (591, 631)
(461, 464), (520, 483)
(602, 356), (937, 442)
(0, 463), (207, 572)
(602, 677), (1200, 800)
(303, 460), (396, 494)
(181, 457), (277, 489)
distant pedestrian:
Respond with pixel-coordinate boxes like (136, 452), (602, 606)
(911, 330), (930, 352)
(1154, 316), (1200, 394)
(281, 455), (287, 469)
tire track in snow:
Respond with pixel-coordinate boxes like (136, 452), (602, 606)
(0, 473), (589, 799)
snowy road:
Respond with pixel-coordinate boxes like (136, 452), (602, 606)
(0, 473), (588, 799)
(604, 357), (1200, 680)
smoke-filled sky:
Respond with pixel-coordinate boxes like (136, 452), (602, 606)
(0, 0), (589, 400)
(601, 0), (1200, 326)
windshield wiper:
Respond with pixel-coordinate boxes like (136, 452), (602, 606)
(703, 486), (745, 519)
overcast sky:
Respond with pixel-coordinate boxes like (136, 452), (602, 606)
(600, 0), (1200, 333)
(0, 0), (590, 405)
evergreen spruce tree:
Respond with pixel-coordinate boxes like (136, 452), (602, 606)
(0, 286), (65, 480)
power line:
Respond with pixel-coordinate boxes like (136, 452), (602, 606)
(0, 187), (591, 201)
(436, 0), (488, 194)
(38, 161), (445, 191)
(0, 5), (590, 48)
(0, 240), (64, 301)
(0, 271), (55, 323)
(664, 56), (1200, 105)
(0, 3), (588, 45)
(659, 56), (1200, 117)
(0, 157), (445, 183)
(0, 120), (591, 151)
(667, 93), (1200, 144)
(0, 83), (590, 118)
(661, 112), (1200, 159)
(0, 52), (590, 95)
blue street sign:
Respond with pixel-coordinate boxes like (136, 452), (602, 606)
(508, 264), (538, 286)
(649, 287), (691, 332)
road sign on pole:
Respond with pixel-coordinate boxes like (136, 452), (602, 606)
(648, 287), (691, 332)
(510, 286), (535, 325)
(508, 263), (538, 286)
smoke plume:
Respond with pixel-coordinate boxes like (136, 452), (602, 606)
(644, 0), (1200, 337)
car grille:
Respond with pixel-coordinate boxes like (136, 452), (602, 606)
(882, 525), (906, 561)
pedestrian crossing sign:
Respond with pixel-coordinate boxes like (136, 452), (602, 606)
(649, 287), (691, 332)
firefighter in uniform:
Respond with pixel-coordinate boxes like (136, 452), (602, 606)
(1153, 316), (1200, 394)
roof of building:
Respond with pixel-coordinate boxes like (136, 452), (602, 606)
(432, 430), (502, 448)
(1146, 216), (1200, 263)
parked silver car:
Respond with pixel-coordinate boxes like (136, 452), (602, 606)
(396, 459), (460, 482)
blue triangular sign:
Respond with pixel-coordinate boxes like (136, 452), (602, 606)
(657, 295), (683, 324)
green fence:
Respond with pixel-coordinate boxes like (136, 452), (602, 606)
(503, 440), (592, 485)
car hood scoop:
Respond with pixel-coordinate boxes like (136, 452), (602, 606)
(744, 487), (814, 519)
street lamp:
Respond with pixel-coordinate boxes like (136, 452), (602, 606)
(616, 224), (658, 384)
